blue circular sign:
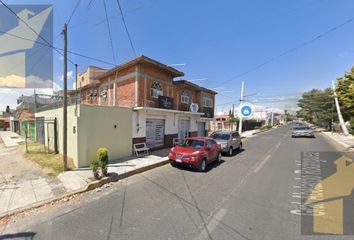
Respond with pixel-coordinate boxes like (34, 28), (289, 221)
(239, 103), (254, 118)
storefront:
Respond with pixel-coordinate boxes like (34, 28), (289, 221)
(133, 107), (208, 149)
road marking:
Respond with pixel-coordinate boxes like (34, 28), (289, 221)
(252, 136), (283, 173)
(193, 208), (227, 240)
(253, 154), (271, 173)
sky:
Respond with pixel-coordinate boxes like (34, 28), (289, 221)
(1, 0), (354, 113)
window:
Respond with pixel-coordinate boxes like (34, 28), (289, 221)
(151, 81), (163, 98)
(100, 86), (108, 102)
(181, 90), (189, 104)
(203, 95), (213, 107)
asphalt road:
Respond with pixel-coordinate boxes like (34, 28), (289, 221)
(2, 125), (353, 240)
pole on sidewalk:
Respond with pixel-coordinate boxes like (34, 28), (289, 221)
(75, 63), (78, 117)
(271, 103), (274, 127)
(238, 81), (244, 134)
(232, 103), (235, 131)
(332, 80), (349, 136)
(63, 23), (68, 171)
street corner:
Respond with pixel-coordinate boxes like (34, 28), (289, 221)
(300, 151), (354, 235)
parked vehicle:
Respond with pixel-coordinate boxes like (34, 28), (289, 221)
(210, 131), (242, 156)
(291, 126), (315, 138)
(168, 137), (222, 172)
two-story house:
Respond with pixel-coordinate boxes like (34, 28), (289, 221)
(72, 55), (217, 149)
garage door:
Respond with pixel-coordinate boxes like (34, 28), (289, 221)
(146, 119), (165, 148)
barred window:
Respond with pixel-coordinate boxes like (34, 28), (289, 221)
(181, 90), (189, 104)
(203, 95), (213, 107)
(151, 81), (163, 98)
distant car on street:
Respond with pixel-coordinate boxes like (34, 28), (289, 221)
(210, 131), (242, 156)
(168, 137), (222, 172)
(291, 126), (315, 138)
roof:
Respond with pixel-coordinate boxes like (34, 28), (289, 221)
(98, 55), (184, 79)
(173, 80), (217, 95)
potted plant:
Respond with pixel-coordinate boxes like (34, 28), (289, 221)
(90, 159), (100, 179)
(97, 148), (109, 177)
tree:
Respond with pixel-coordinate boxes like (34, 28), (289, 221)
(297, 88), (336, 129)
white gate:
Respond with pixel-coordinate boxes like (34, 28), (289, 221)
(197, 122), (206, 137)
(178, 119), (190, 141)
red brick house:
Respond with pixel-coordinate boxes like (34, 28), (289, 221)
(71, 55), (217, 149)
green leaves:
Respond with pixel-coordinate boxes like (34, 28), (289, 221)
(297, 88), (335, 129)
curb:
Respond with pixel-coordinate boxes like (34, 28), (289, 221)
(320, 132), (354, 151)
(0, 158), (169, 220)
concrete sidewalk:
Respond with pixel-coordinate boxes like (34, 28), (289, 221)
(321, 131), (354, 150)
(0, 148), (169, 218)
(0, 131), (24, 147)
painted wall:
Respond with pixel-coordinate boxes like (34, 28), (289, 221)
(78, 105), (133, 167)
(36, 105), (133, 168)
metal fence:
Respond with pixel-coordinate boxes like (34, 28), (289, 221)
(34, 117), (58, 153)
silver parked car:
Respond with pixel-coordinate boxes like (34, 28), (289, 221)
(210, 131), (242, 156)
(291, 126), (315, 138)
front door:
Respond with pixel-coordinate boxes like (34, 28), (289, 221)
(146, 119), (165, 149)
(197, 122), (206, 137)
(178, 120), (190, 142)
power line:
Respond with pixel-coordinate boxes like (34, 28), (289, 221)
(0, 0), (76, 66)
(116, 0), (137, 56)
(0, 29), (115, 66)
(67, 0), (81, 25)
(86, 0), (95, 10)
(214, 15), (354, 88)
(103, 0), (117, 64)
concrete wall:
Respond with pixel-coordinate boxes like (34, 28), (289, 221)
(35, 105), (79, 165)
(36, 105), (133, 168)
(78, 105), (132, 167)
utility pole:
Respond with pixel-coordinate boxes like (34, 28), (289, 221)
(231, 103), (235, 131)
(63, 23), (68, 171)
(75, 63), (78, 117)
(238, 81), (244, 134)
(332, 80), (349, 136)
(33, 88), (37, 113)
(271, 103), (274, 127)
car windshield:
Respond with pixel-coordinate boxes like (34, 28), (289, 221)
(293, 127), (311, 130)
(179, 139), (204, 149)
(211, 133), (230, 140)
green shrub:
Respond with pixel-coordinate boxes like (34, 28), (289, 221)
(350, 116), (354, 134)
(97, 148), (109, 169)
(90, 159), (99, 172)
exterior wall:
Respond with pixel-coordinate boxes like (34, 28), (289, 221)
(117, 79), (136, 107)
(132, 108), (205, 148)
(78, 66), (106, 88)
(76, 61), (216, 120)
(77, 105), (133, 167)
(36, 105), (133, 168)
(35, 105), (78, 166)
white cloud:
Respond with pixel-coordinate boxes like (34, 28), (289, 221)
(58, 70), (74, 82)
